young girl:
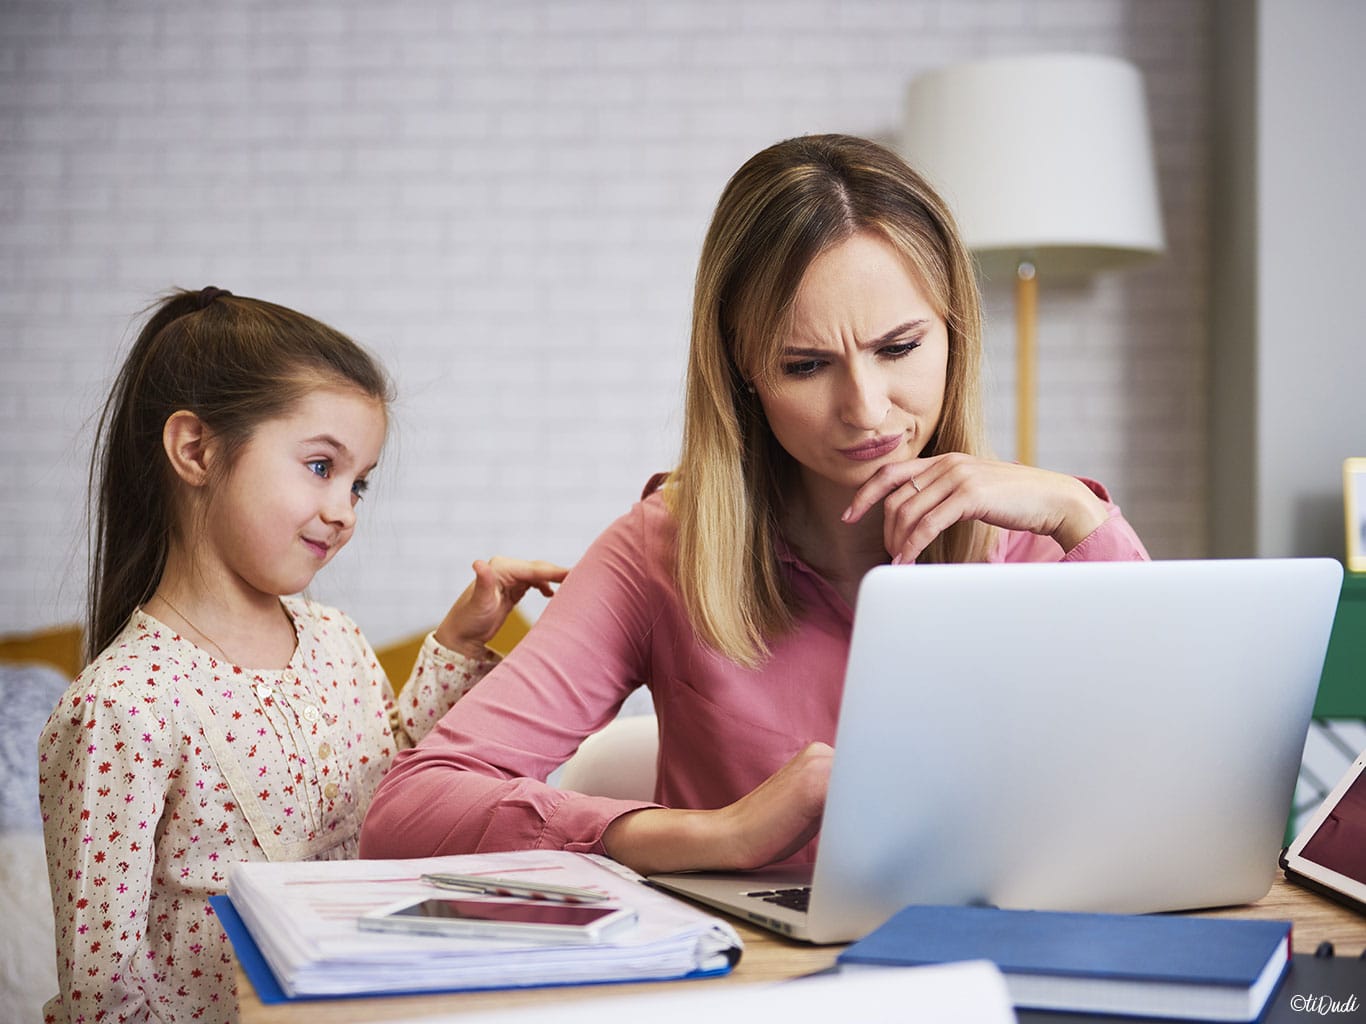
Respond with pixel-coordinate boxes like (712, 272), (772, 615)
(38, 286), (565, 1024)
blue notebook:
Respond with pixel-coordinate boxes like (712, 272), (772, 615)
(836, 905), (1291, 1022)
(210, 895), (733, 1005)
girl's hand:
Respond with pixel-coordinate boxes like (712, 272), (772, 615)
(434, 557), (568, 659)
(842, 452), (1109, 564)
(601, 742), (833, 875)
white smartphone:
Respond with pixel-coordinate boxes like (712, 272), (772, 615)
(358, 896), (637, 944)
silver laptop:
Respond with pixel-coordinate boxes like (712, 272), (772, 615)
(649, 558), (1342, 944)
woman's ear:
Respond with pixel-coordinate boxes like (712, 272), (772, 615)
(162, 410), (215, 487)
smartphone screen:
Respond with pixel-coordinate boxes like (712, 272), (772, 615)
(391, 899), (620, 927)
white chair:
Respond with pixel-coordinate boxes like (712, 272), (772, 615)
(557, 714), (659, 802)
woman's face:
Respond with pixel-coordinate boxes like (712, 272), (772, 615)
(753, 230), (949, 499)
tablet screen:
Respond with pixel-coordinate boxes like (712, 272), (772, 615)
(1298, 762), (1366, 882)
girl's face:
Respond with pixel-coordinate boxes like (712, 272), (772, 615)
(753, 230), (949, 502)
(202, 385), (387, 601)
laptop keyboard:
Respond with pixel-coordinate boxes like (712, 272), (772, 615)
(744, 886), (811, 912)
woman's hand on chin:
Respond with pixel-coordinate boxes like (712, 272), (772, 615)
(843, 452), (1108, 563)
(601, 742), (833, 876)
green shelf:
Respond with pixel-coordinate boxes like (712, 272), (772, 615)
(1315, 571), (1366, 718)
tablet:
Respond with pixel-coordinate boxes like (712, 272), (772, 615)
(1280, 752), (1366, 914)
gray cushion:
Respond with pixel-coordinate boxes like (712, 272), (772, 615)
(0, 662), (70, 832)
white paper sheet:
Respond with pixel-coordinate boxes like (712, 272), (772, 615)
(399, 961), (1017, 1024)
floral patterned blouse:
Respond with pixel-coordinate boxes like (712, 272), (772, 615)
(38, 596), (496, 1024)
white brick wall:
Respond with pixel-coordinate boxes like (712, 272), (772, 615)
(0, 0), (1210, 646)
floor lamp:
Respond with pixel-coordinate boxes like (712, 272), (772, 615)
(902, 53), (1165, 465)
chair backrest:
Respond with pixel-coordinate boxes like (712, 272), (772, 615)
(377, 608), (532, 695)
(0, 624), (83, 679)
(557, 714), (659, 802)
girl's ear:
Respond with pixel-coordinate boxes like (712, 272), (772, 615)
(162, 410), (215, 487)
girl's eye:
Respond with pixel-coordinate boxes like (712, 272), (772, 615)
(307, 459), (330, 479)
(782, 359), (823, 378)
(351, 478), (369, 500)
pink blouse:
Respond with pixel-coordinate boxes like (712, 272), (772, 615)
(361, 480), (1148, 865)
(39, 597), (495, 1024)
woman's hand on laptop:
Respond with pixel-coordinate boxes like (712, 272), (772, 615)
(602, 742), (833, 876)
(842, 453), (1109, 564)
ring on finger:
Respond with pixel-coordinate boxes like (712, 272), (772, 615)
(909, 474), (922, 495)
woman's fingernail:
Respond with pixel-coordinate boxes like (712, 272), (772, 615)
(891, 553), (903, 565)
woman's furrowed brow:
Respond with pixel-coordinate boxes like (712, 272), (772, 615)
(865, 319), (930, 347)
(783, 319), (931, 356)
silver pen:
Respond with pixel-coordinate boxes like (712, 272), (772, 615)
(420, 872), (609, 904)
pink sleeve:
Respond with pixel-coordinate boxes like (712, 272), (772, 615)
(992, 477), (1150, 563)
(360, 502), (662, 860)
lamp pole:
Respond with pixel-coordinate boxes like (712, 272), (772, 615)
(1015, 259), (1037, 466)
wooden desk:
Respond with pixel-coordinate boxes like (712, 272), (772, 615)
(237, 873), (1366, 1023)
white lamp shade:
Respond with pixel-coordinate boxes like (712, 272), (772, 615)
(902, 53), (1165, 278)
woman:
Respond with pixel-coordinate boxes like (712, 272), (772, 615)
(360, 134), (1148, 875)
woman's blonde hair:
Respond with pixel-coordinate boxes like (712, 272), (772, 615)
(668, 134), (994, 667)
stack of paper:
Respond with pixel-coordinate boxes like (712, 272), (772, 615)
(223, 851), (741, 998)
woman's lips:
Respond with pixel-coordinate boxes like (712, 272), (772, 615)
(839, 435), (902, 462)
(303, 538), (329, 559)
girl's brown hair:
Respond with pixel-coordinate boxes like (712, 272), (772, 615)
(669, 134), (995, 667)
(86, 287), (392, 661)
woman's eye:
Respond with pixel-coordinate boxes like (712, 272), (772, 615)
(351, 478), (369, 500)
(881, 340), (921, 359)
(782, 359), (823, 377)
(307, 460), (330, 479)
